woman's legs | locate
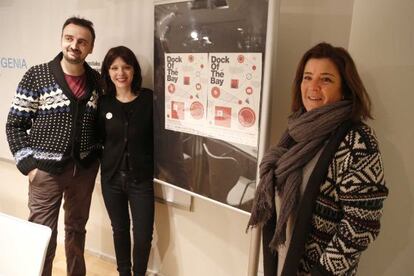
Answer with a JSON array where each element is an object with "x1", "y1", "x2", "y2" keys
[
  {"x1": 128, "y1": 179, "x2": 155, "y2": 276},
  {"x1": 102, "y1": 172, "x2": 132, "y2": 276}
]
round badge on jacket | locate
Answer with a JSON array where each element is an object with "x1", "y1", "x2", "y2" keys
[{"x1": 106, "y1": 112, "x2": 113, "y2": 119}]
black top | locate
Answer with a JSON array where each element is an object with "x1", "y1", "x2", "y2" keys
[
  {"x1": 118, "y1": 98, "x2": 138, "y2": 171},
  {"x1": 98, "y1": 88, "x2": 154, "y2": 183}
]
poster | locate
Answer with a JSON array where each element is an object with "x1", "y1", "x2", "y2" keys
[
  {"x1": 165, "y1": 52, "x2": 262, "y2": 147},
  {"x1": 164, "y1": 53, "x2": 209, "y2": 135}
]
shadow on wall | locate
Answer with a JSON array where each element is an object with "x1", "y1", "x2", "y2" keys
[
  {"x1": 0, "y1": 160, "x2": 28, "y2": 219},
  {"x1": 357, "y1": 72, "x2": 413, "y2": 275},
  {"x1": 357, "y1": 138, "x2": 412, "y2": 275},
  {"x1": 270, "y1": 4, "x2": 354, "y2": 145},
  {"x1": 150, "y1": 203, "x2": 179, "y2": 276},
  {"x1": 149, "y1": 199, "x2": 251, "y2": 276}
]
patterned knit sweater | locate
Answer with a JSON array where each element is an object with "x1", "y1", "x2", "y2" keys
[
  {"x1": 296, "y1": 123, "x2": 388, "y2": 275},
  {"x1": 6, "y1": 53, "x2": 101, "y2": 175}
]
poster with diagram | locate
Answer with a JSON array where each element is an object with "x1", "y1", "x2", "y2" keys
[
  {"x1": 207, "y1": 53, "x2": 262, "y2": 146},
  {"x1": 165, "y1": 52, "x2": 262, "y2": 147},
  {"x1": 165, "y1": 53, "x2": 209, "y2": 134}
]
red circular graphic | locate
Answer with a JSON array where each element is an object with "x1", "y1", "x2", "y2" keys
[
  {"x1": 211, "y1": 86, "x2": 220, "y2": 98},
  {"x1": 237, "y1": 55, "x2": 245, "y2": 63},
  {"x1": 188, "y1": 55, "x2": 194, "y2": 62},
  {"x1": 245, "y1": 86, "x2": 253, "y2": 95},
  {"x1": 196, "y1": 83, "x2": 202, "y2": 90},
  {"x1": 238, "y1": 107, "x2": 256, "y2": 127},
  {"x1": 252, "y1": 65, "x2": 257, "y2": 70},
  {"x1": 167, "y1": 83, "x2": 175, "y2": 93},
  {"x1": 190, "y1": 101, "x2": 204, "y2": 120}
]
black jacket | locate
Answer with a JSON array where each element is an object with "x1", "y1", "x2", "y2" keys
[{"x1": 98, "y1": 89, "x2": 154, "y2": 183}]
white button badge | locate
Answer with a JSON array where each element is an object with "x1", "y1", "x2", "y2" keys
[{"x1": 106, "y1": 112, "x2": 113, "y2": 119}]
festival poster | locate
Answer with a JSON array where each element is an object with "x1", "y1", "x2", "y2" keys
[
  {"x1": 164, "y1": 52, "x2": 262, "y2": 147},
  {"x1": 206, "y1": 53, "x2": 262, "y2": 146},
  {"x1": 165, "y1": 53, "x2": 209, "y2": 134}
]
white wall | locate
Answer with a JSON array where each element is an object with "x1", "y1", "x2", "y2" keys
[
  {"x1": 348, "y1": 0, "x2": 414, "y2": 275},
  {"x1": 1, "y1": 0, "x2": 413, "y2": 275},
  {"x1": 150, "y1": 198, "x2": 251, "y2": 275},
  {"x1": 269, "y1": 0, "x2": 355, "y2": 143}
]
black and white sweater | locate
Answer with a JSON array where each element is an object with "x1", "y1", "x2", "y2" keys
[
  {"x1": 6, "y1": 52, "x2": 101, "y2": 175},
  {"x1": 264, "y1": 122, "x2": 388, "y2": 276},
  {"x1": 301, "y1": 123, "x2": 388, "y2": 275}
]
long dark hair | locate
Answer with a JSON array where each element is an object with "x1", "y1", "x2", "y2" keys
[
  {"x1": 101, "y1": 46, "x2": 142, "y2": 96},
  {"x1": 291, "y1": 42, "x2": 372, "y2": 121}
]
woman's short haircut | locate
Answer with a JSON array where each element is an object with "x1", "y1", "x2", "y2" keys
[{"x1": 101, "y1": 46, "x2": 142, "y2": 96}]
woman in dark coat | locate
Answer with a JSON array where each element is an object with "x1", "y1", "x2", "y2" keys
[{"x1": 99, "y1": 46, "x2": 154, "y2": 276}]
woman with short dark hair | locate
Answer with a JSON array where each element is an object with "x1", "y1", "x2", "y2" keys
[{"x1": 99, "y1": 46, "x2": 154, "y2": 276}]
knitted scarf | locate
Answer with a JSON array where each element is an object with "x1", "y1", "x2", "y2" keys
[{"x1": 247, "y1": 100, "x2": 352, "y2": 249}]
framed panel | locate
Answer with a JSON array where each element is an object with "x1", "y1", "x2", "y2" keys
[{"x1": 154, "y1": 0, "x2": 270, "y2": 214}]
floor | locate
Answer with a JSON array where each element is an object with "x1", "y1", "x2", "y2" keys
[{"x1": 52, "y1": 244, "x2": 118, "y2": 276}]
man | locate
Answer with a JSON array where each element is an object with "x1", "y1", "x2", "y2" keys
[{"x1": 5, "y1": 17, "x2": 101, "y2": 276}]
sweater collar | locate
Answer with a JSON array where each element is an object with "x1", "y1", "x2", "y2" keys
[{"x1": 49, "y1": 52, "x2": 98, "y2": 101}]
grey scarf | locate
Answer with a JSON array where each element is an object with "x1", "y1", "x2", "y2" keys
[{"x1": 247, "y1": 100, "x2": 352, "y2": 249}]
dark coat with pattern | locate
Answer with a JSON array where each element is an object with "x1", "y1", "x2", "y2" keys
[{"x1": 263, "y1": 122, "x2": 388, "y2": 276}]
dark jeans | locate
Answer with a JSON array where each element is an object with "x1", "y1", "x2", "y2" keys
[
  {"x1": 102, "y1": 171, "x2": 154, "y2": 276},
  {"x1": 28, "y1": 161, "x2": 99, "y2": 276}
]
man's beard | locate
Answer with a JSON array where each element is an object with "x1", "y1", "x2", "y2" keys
[{"x1": 63, "y1": 49, "x2": 83, "y2": 64}]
